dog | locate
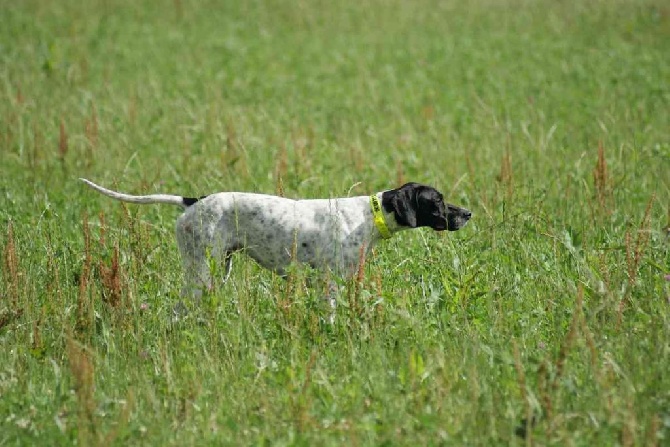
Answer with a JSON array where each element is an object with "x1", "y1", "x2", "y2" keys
[{"x1": 80, "y1": 179, "x2": 471, "y2": 301}]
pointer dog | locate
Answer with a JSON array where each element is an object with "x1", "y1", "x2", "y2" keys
[{"x1": 80, "y1": 179, "x2": 471, "y2": 298}]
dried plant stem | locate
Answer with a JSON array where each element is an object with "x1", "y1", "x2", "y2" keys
[
  {"x1": 3, "y1": 221, "x2": 19, "y2": 308},
  {"x1": 66, "y1": 336, "x2": 96, "y2": 445}
]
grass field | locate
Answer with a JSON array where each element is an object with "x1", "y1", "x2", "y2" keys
[{"x1": 1, "y1": 0, "x2": 669, "y2": 445}]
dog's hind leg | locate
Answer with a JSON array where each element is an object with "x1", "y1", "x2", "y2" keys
[
  {"x1": 324, "y1": 279, "x2": 341, "y2": 324},
  {"x1": 222, "y1": 253, "x2": 233, "y2": 283},
  {"x1": 179, "y1": 256, "x2": 212, "y2": 299},
  {"x1": 175, "y1": 219, "x2": 212, "y2": 300},
  {"x1": 172, "y1": 231, "x2": 212, "y2": 321}
]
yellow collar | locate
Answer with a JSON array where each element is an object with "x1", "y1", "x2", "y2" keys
[{"x1": 370, "y1": 195, "x2": 392, "y2": 239}]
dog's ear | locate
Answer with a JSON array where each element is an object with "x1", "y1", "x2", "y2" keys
[{"x1": 390, "y1": 185, "x2": 419, "y2": 228}]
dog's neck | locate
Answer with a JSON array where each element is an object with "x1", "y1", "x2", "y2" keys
[
  {"x1": 371, "y1": 192, "x2": 407, "y2": 236},
  {"x1": 370, "y1": 194, "x2": 392, "y2": 239}
]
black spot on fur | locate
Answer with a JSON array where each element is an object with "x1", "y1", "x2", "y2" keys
[{"x1": 182, "y1": 195, "x2": 208, "y2": 207}]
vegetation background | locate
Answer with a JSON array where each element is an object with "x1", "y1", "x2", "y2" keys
[{"x1": 1, "y1": 0, "x2": 669, "y2": 444}]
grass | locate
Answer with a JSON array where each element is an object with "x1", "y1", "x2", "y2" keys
[{"x1": 1, "y1": 0, "x2": 669, "y2": 444}]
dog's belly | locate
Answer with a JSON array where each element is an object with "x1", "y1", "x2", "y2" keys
[{"x1": 239, "y1": 225, "x2": 348, "y2": 274}]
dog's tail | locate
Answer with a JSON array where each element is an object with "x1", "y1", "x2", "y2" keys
[{"x1": 80, "y1": 178, "x2": 203, "y2": 208}]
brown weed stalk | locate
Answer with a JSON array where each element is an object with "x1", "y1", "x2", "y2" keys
[
  {"x1": 275, "y1": 144, "x2": 287, "y2": 197},
  {"x1": 1, "y1": 220, "x2": 24, "y2": 329},
  {"x1": 646, "y1": 414, "x2": 660, "y2": 447},
  {"x1": 32, "y1": 306, "x2": 44, "y2": 356},
  {"x1": 99, "y1": 243, "x2": 123, "y2": 309},
  {"x1": 225, "y1": 119, "x2": 237, "y2": 152},
  {"x1": 84, "y1": 103, "x2": 98, "y2": 149},
  {"x1": 125, "y1": 204, "x2": 142, "y2": 272},
  {"x1": 77, "y1": 214, "x2": 93, "y2": 337},
  {"x1": 624, "y1": 194, "x2": 654, "y2": 285},
  {"x1": 294, "y1": 350, "x2": 318, "y2": 433},
  {"x1": 221, "y1": 119, "x2": 249, "y2": 177},
  {"x1": 597, "y1": 251, "x2": 612, "y2": 302},
  {"x1": 95, "y1": 213, "x2": 128, "y2": 312},
  {"x1": 120, "y1": 202, "x2": 147, "y2": 274},
  {"x1": 15, "y1": 84, "x2": 24, "y2": 104},
  {"x1": 3, "y1": 112, "x2": 16, "y2": 149},
  {"x1": 127, "y1": 93, "x2": 137, "y2": 126},
  {"x1": 620, "y1": 401, "x2": 637, "y2": 447},
  {"x1": 497, "y1": 150, "x2": 514, "y2": 199},
  {"x1": 66, "y1": 336, "x2": 96, "y2": 445},
  {"x1": 58, "y1": 119, "x2": 68, "y2": 161},
  {"x1": 593, "y1": 141, "x2": 611, "y2": 214},
  {"x1": 422, "y1": 104, "x2": 435, "y2": 121},
  {"x1": 3, "y1": 221, "x2": 19, "y2": 308},
  {"x1": 31, "y1": 121, "x2": 42, "y2": 169},
  {"x1": 98, "y1": 211, "x2": 106, "y2": 247},
  {"x1": 372, "y1": 270, "x2": 384, "y2": 330},
  {"x1": 279, "y1": 230, "x2": 301, "y2": 321},
  {"x1": 349, "y1": 143, "x2": 364, "y2": 172},
  {"x1": 173, "y1": 0, "x2": 183, "y2": 20},
  {"x1": 396, "y1": 159, "x2": 405, "y2": 186},
  {"x1": 292, "y1": 127, "x2": 312, "y2": 176},
  {"x1": 83, "y1": 103, "x2": 98, "y2": 167},
  {"x1": 45, "y1": 232, "x2": 65, "y2": 322},
  {"x1": 0, "y1": 309, "x2": 23, "y2": 332}
]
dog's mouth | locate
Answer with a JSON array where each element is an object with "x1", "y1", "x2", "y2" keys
[
  {"x1": 447, "y1": 210, "x2": 472, "y2": 231},
  {"x1": 447, "y1": 221, "x2": 466, "y2": 231}
]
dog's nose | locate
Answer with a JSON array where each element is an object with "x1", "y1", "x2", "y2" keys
[{"x1": 464, "y1": 210, "x2": 472, "y2": 220}]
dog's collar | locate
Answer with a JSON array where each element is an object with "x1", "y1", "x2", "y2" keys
[{"x1": 370, "y1": 195, "x2": 392, "y2": 239}]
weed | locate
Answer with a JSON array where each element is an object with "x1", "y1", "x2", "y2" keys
[
  {"x1": 593, "y1": 140, "x2": 611, "y2": 215},
  {"x1": 3, "y1": 221, "x2": 20, "y2": 308}
]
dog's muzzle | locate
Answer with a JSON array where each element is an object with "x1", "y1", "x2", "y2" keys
[{"x1": 447, "y1": 208, "x2": 472, "y2": 231}]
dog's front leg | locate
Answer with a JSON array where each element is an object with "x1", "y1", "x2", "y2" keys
[{"x1": 323, "y1": 279, "x2": 339, "y2": 324}]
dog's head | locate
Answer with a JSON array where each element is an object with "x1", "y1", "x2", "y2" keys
[{"x1": 381, "y1": 182, "x2": 471, "y2": 231}]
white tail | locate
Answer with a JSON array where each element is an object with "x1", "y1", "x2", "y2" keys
[{"x1": 79, "y1": 178, "x2": 186, "y2": 207}]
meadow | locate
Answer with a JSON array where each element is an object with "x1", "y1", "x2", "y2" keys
[{"x1": 1, "y1": 0, "x2": 669, "y2": 444}]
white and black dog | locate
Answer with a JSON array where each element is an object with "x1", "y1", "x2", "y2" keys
[{"x1": 81, "y1": 179, "x2": 471, "y2": 299}]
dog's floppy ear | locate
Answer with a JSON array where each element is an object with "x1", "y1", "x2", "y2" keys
[{"x1": 389, "y1": 184, "x2": 419, "y2": 228}]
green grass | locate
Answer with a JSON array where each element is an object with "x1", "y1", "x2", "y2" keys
[{"x1": 1, "y1": 0, "x2": 669, "y2": 444}]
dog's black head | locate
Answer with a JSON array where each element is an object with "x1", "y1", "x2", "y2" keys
[{"x1": 381, "y1": 182, "x2": 471, "y2": 231}]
